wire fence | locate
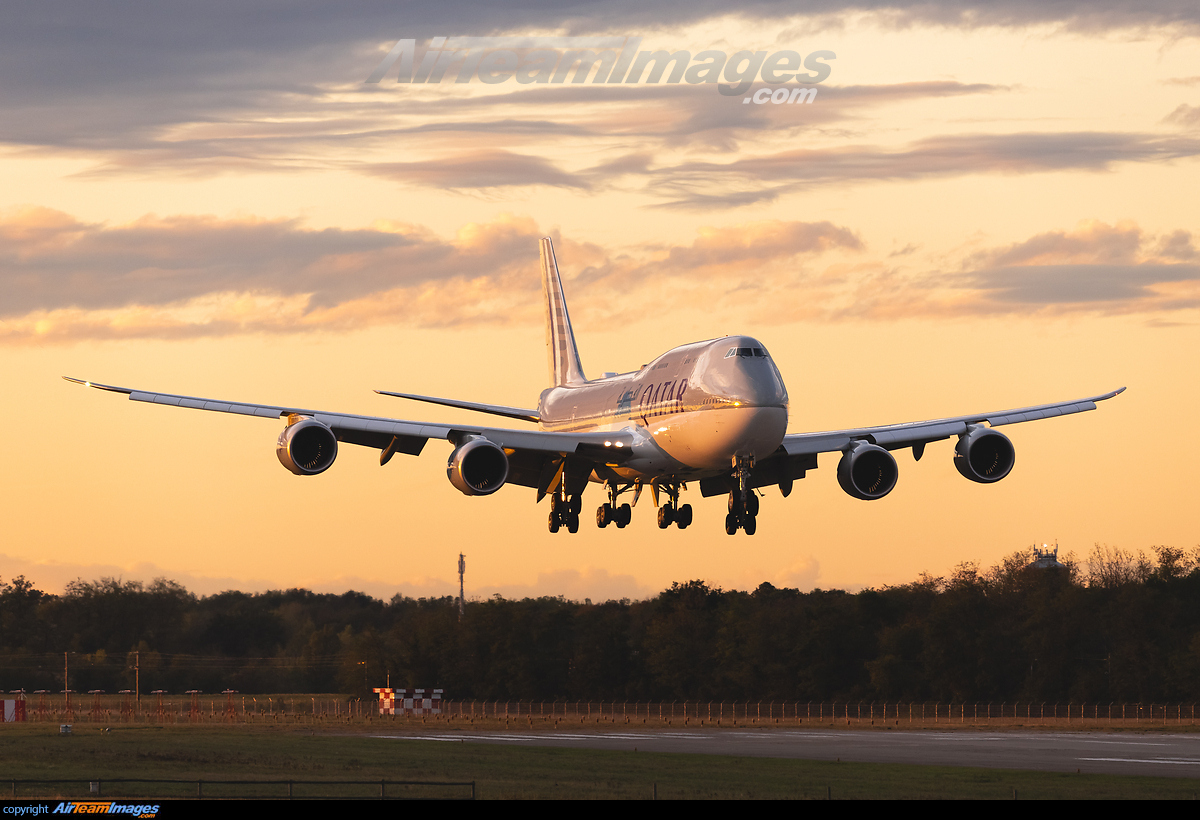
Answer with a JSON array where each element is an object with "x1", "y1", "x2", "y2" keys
[{"x1": 6, "y1": 694, "x2": 1200, "y2": 727}]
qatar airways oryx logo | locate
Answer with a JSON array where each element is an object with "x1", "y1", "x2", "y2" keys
[{"x1": 366, "y1": 36, "x2": 834, "y2": 101}]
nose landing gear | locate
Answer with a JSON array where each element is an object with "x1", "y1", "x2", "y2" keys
[{"x1": 725, "y1": 455, "x2": 759, "y2": 535}]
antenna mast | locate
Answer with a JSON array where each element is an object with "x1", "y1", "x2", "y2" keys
[{"x1": 458, "y1": 553, "x2": 466, "y2": 622}]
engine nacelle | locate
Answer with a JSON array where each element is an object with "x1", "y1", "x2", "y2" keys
[
  {"x1": 447, "y1": 436, "x2": 509, "y2": 496},
  {"x1": 276, "y1": 417, "x2": 338, "y2": 476},
  {"x1": 954, "y1": 424, "x2": 1015, "y2": 483},
  {"x1": 837, "y1": 441, "x2": 898, "y2": 500}
]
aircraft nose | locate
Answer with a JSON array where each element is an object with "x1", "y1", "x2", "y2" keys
[{"x1": 726, "y1": 359, "x2": 788, "y2": 408}]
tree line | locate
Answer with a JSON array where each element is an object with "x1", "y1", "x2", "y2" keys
[{"x1": 2, "y1": 544, "x2": 1199, "y2": 703}]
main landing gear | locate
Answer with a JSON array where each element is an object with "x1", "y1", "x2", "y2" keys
[
  {"x1": 596, "y1": 481, "x2": 631, "y2": 529},
  {"x1": 548, "y1": 492, "x2": 581, "y2": 533},
  {"x1": 725, "y1": 455, "x2": 759, "y2": 536},
  {"x1": 594, "y1": 480, "x2": 692, "y2": 530},
  {"x1": 654, "y1": 482, "x2": 692, "y2": 530}
]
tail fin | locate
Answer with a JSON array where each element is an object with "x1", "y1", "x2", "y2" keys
[{"x1": 540, "y1": 237, "x2": 587, "y2": 387}]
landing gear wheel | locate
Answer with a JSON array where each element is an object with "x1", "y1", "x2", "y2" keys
[
  {"x1": 743, "y1": 514, "x2": 757, "y2": 536},
  {"x1": 746, "y1": 493, "x2": 759, "y2": 516},
  {"x1": 675, "y1": 504, "x2": 692, "y2": 529},
  {"x1": 548, "y1": 512, "x2": 560, "y2": 533},
  {"x1": 725, "y1": 513, "x2": 738, "y2": 535},
  {"x1": 657, "y1": 505, "x2": 675, "y2": 529},
  {"x1": 596, "y1": 504, "x2": 611, "y2": 528},
  {"x1": 616, "y1": 503, "x2": 632, "y2": 528},
  {"x1": 567, "y1": 511, "x2": 580, "y2": 533}
]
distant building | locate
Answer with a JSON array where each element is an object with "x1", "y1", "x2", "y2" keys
[{"x1": 1027, "y1": 542, "x2": 1067, "y2": 571}]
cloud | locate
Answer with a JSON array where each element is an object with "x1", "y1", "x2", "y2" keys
[
  {"x1": 649, "y1": 132, "x2": 1200, "y2": 208},
  {"x1": 0, "y1": 207, "x2": 427, "y2": 315},
  {"x1": 721, "y1": 556, "x2": 822, "y2": 593},
  {"x1": 5, "y1": 209, "x2": 1197, "y2": 342},
  {"x1": 974, "y1": 220, "x2": 1146, "y2": 267},
  {"x1": 1164, "y1": 104, "x2": 1200, "y2": 128},
  {"x1": 367, "y1": 149, "x2": 592, "y2": 190},
  {"x1": 969, "y1": 263, "x2": 1200, "y2": 304},
  {"x1": 0, "y1": 551, "x2": 650, "y2": 602},
  {"x1": 4, "y1": 79, "x2": 1007, "y2": 189},
  {"x1": 0, "y1": 209, "x2": 861, "y2": 342},
  {"x1": 1, "y1": 4, "x2": 1196, "y2": 182},
  {"x1": 474, "y1": 567, "x2": 654, "y2": 603},
  {"x1": 958, "y1": 221, "x2": 1200, "y2": 313}
]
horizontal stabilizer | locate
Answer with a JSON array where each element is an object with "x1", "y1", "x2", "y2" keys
[{"x1": 375, "y1": 390, "x2": 540, "y2": 423}]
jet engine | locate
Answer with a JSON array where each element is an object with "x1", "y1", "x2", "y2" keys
[
  {"x1": 276, "y1": 417, "x2": 338, "y2": 476},
  {"x1": 447, "y1": 436, "x2": 509, "y2": 496},
  {"x1": 837, "y1": 441, "x2": 898, "y2": 500},
  {"x1": 954, "y1": 424, "x2": 1014, "y2": 483}
]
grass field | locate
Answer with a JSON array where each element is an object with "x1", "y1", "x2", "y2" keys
[{"x1": 2, "y1": 723, "x2": 1199, "y2": 799}]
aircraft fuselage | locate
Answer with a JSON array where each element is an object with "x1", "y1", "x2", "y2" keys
[{"x1": 538, "y1": 335, "x2": 789, "y2": 481}]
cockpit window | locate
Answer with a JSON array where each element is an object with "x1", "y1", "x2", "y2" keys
[{"x1": 726, "y1": 347, "x2": 768, "y2": 359}]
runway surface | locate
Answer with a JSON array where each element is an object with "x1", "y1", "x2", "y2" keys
[{"x1": 374, "y1": 728, "x2": 1200, "y2": 779}]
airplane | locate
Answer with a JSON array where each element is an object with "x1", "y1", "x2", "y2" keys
[{"x1": 66, "y1": 237, "x2": 1124, "y2": 536}]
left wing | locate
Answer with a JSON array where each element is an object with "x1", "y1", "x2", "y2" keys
[
  {"x1": 780, "y1": 387, "x2": 1125, "y2": 458},
  {"x1": 700, "y1": 387, "x2": 1125, "y2": 497},
  {"x1": 63, "y1": 378, "x2": 635, "y2": 493}
]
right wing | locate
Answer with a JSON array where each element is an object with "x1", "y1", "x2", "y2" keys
[{"x1": 63, "y1": 378, "x2": 635, "y2": 492}]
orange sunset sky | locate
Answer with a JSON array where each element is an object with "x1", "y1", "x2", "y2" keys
[{"x1": 2, "y1": 4, "x2": 1198, "y2": 601}]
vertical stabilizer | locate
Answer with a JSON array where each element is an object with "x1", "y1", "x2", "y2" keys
[{"x1": 540, "y1": 237, "x2": 587, "y2": 387}]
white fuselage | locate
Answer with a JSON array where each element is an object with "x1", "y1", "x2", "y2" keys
[{"x1": 537, "y1": 336, "x2": 789, "y2": 481}]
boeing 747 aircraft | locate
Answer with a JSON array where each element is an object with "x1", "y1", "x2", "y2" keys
[{"x1": 66, "y1": 237, "x2": 1123, "y2": 535}]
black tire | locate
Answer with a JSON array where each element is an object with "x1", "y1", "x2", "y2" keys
[
  {"x1": 657, "y1": 505, "x2": 674, "y2": 529},
  {"x1": 618, "y1": 503, "x2": 632, "y2": 527},
  {"x1": 596, "y1": 504, "x2": 610, "y2": 528},
  {"x1": 725, "y1": 513, "x2": 738, "y2": 535},
  {"x1": 567, "y1": 512, "x2": 579, "y2": 533},
  {"x1": 743, "y1": 514, "x2": 757, "y2": 535},
  {"x1": 548, "y1": 512, "x2": 560, "y2": 533},
  {"x1": 676, "y1": 504, "x2": 693, "y2": 529},
  {"x1": 746, "y1": 493, "x2": 760, "y2": 516}
]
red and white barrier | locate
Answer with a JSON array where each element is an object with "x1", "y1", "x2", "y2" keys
[{"x1": 2, "y1": 699, "x2": 26, "y2": 722}]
